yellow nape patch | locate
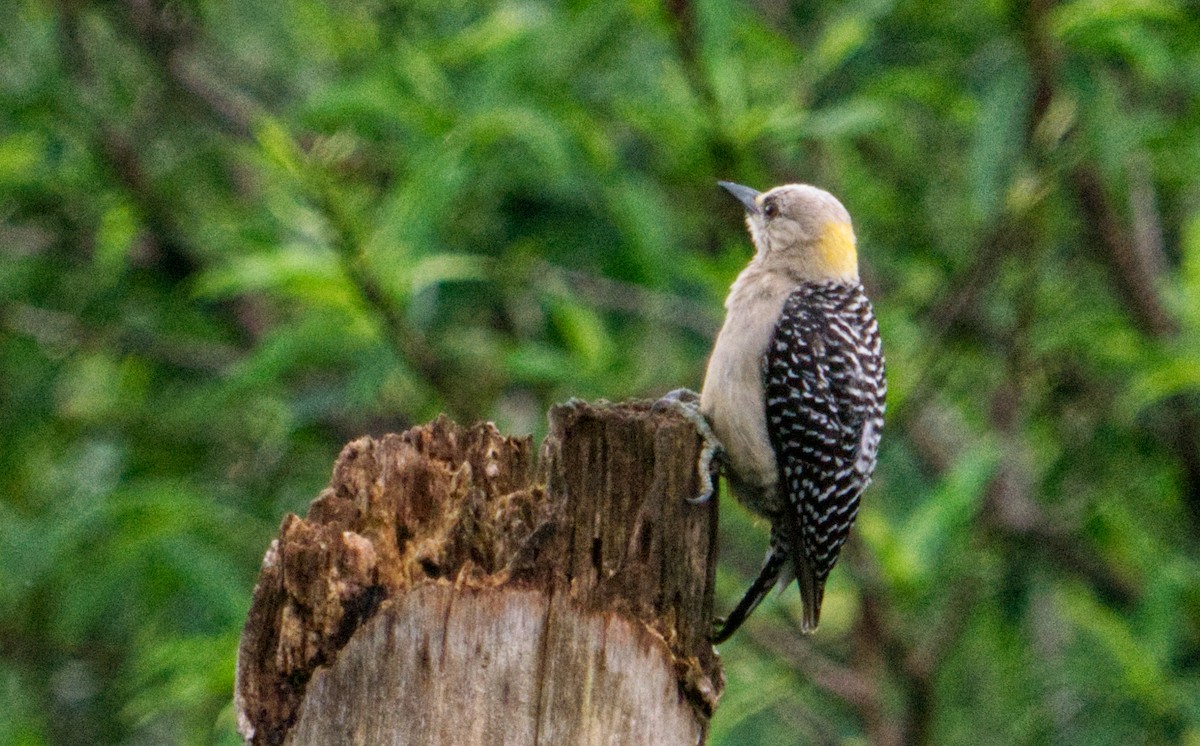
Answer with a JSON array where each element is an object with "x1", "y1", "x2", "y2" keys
[{"x1": 815, "y1": 221, "x2": 858, "y2": 278}]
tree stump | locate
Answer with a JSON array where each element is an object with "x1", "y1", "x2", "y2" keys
[{"x1": 234, "y1": 400, "x2": 724, "y2": 745}]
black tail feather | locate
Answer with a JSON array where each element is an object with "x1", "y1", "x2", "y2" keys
[{"x1": 712, "y1": 544, "x2": 788, "y2": 643}]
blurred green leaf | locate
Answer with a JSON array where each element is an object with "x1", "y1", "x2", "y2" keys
[{"x1": 1059, "y1": 583, "x2": 1181, "y2": 718}]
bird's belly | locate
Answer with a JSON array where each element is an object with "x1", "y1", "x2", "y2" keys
[{"x1": 700, "y1": 296, "x2": 789, "y2": 517}]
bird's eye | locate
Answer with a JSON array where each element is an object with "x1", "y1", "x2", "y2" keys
[{"x1": 763, "y1": 200, "x2": 778, "y2": 219}]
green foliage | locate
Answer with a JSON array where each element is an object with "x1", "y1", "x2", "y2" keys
[{"x1": 3, "y1": 0, "x2": 1200, "y2": 743}]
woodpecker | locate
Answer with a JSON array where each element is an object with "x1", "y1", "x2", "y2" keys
[{"x1": 665, "y1": 181, "x2": 885, "y2": 642}]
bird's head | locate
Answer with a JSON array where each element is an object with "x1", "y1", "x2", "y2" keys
[{"x1": 718, "y1": 181, "x2": 858, "y2": 283}]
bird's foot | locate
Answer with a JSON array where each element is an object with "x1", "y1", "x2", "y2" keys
[{"x1": 653, "y1": 388, "x2": 725, "y2": 504}]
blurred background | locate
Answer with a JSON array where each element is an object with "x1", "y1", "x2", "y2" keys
[{"x1": 3, "y1": 0, "x2": 1200, "y2": 743}]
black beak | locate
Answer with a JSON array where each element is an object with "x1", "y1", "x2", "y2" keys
[{"x1": 718, "y1": 181, "x2": 761, "y2": 215}]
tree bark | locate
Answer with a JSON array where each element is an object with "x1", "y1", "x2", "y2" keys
[{"x1": 235, "y1": 400, "x2": 724, "y2": 745}]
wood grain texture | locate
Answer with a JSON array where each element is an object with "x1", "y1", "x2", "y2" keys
[
  {"x1": 289, "y1": 587, "x2": 702, "y2": 745},
  {"x1": 235, "y1": 401, "x2": 723, "y2": 745}
]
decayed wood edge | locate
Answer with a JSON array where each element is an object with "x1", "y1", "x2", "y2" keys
[{"x1": 234, "y1": 400, "x2": 723, "y2": 745}]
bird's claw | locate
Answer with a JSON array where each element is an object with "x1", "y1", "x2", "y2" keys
[
  {"x1": 652, "y1": 387, "x2": 700, "y2": 410},
  {"x1": 653, "y1": 388, "x2": 725, "y2": 504}
]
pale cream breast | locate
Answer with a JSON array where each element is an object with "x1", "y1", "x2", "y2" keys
[{"x1": 699, "y1": 264, "x2": 796, "y2": 516}]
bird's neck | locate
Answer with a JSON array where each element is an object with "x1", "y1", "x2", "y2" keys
[
  {"x1": 750, "y1": 221, "x2": 860, "y2": 285},
  {"x1": 813, "y1": 221, "x2": 859, "y2": 282}
]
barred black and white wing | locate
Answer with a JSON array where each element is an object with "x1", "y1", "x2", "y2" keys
[{"x1": 763, "y1": 282, "x2": 886, "y2": 632}]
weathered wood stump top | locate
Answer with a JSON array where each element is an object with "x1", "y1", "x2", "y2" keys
[{"x1": 235, "y1": 400, "x2": 724, "y2": 745}]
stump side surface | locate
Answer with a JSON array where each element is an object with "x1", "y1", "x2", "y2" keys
[{"x1": 287, "y1": 586, "x2": 704, "y2": 746}]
